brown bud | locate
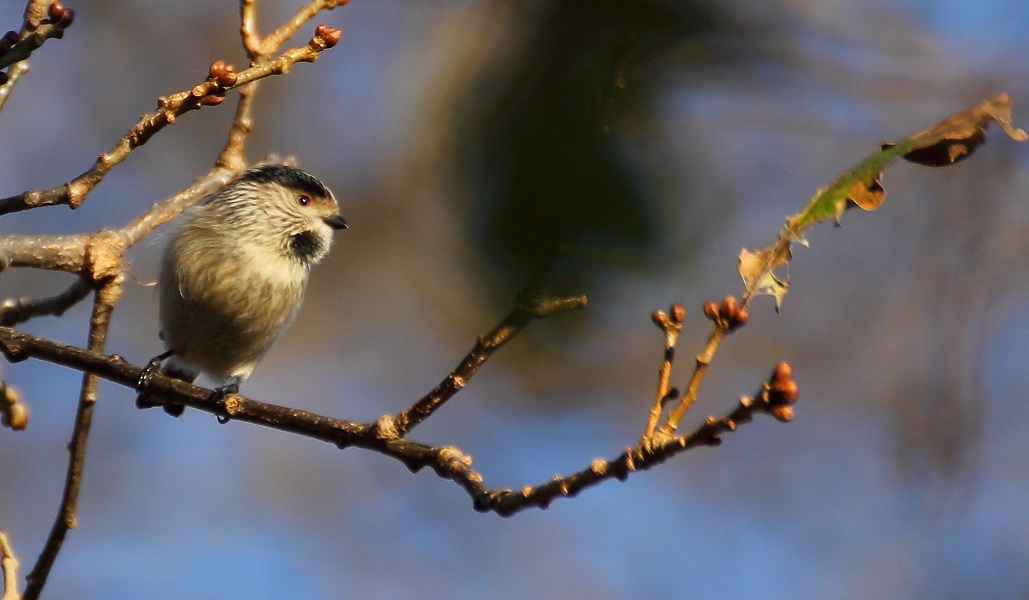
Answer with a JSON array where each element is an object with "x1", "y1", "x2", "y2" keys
[
  {"x1": 314, "y1": 24, "x2": 342, "y2": 48},
  {"x1": 651, "y1": 309, "x2": 668, "y2": 328},
  {"x1": 670, "y1": 303, "x2": 685, "y2": 324},
  {"x1": 728, "y1": 307, "x2": 748, "y2": 331},
  {"x1": 208, "y1": 60, "x2": 236, "y2": 86},
  {"x1": 47, "y1": 1, "x2": 64, "y2": 22},
  {"x1": 702, "y1": 301, "x2": 719, "y2": 321},
  {"x1": 775, "y1": 380, "x2": 799, "y2": 405},
  {"x1": 200, "y1": 93, "x2": 226, "y2": 106},
  {"x1": 719, "y1": 295, "x2": 739, "y2": 319},
  {"x1": 772, "y1": 361, "x2": 792, "y2": 382},
  {"x1": 218, "y1": 71, "x2": 237, "y2": 88},
  {"x1": 770, "y1": 405, "x2": 794, "y2": 423},
  {"x1": 56, "y1": 7, "x2": 74, "y2": 28}
]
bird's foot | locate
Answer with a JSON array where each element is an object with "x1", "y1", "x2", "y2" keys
[{"x1": 135, "y1": 350, "x2": 173, "y2": 409}]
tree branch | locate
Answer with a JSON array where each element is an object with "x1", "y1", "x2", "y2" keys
[
  {"x1": 390, "y1": 290, "x2": 587, "y2": 437},
  {"x1": 0, "y1": 279, "x2": 91, "y2": 327},
  {"x1": 0, "y1": 319, "x2": 793, "y2": 517},
  {"x1": 0, "y1": 25, "x2": 341, "y2": 216},
  {"x1": 246, "y1": 0, "x2": 349, "y2": 59},
  {"x1": 22, "y1": 278, "x2": 122, "y2": 600},
  {"x1": 0, "y1": 7, "x2": 73, "y2": 72}
]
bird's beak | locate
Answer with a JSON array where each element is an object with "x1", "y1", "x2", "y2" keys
[{"x1": 324, "y1": 215, "x2": 348, "y2": 230}]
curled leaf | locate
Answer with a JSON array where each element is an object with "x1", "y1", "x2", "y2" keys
[
  {"x1": 740, "y1": 93, "x2": 1026, "y2": 310},
  {"x1": 887, "y1": 93, "x2": 1027, "y2": 167},
  {"x1": 788, "y1": 93, "x2": 1026, "y2": 233},
  {"x1": 739, "y1": 245, "x2": 790, "y2": 309}
]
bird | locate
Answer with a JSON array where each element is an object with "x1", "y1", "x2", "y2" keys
[{"x1": 137, "y1": 164, "x2": 347, "y2": 416}]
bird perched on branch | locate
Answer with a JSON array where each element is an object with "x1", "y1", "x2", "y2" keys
[{"x1": 137, "y1": 164, "x2": 347, "y2": 416}]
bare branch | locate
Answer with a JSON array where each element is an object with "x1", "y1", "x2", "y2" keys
[
  {"x1": 0, "y1": 28, "x2": 341, "y2": 216},
  {"x1": 239, "y1": 0, "x2": 262, "y2": 57},
  {"x1": 23, "y1": 278, "x2": 123, "y2": 600},
  {"x1": 0, "y1": 278, "x2": 91, "y2": 327},
  {"x1": 120, "y1": 167, "x2": 236, "y2": 247},
  {"x1": 249, "y1": 0, "x2": 349, "y2": 59},
  {"x1": 0, "y1": 325, "x2": 372, "y2": 441},
  {"x1": 462, "y1": 386, "x2": 785, "y2": 516},
  {"x1": 656, "y1": 297, "x2": 748, "y2": 440},
  {"x1": 215, "y1": 84, "x2": 257, "y2": 171},
  {"x1": 0, "y1": 229, "x2": 126, "y2": 283},
  {"x1": 0, "y1": 324, "x2": 793, "y2": 517},
  {"x1": 0, "y1": 9, "x2": 73, "y2": 72},
  {"x1": 390, "y1": 290, "x2": 587, "y2": 437},
  {"x1": 643, "y1": 304, "x2": 685, "y2": 439}
]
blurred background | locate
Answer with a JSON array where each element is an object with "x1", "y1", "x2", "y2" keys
[{"x1": 2, "y1": 0, "x2": 1029, "y2": 598}]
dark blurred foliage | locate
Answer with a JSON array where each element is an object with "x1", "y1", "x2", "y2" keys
[{"x1": 453, "y1": 0, "x2": 746, "y2": 279}]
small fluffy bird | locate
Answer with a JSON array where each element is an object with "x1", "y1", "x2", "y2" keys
[{"x1": 138, "y1": 164, "x2": 347, "y2": 414}]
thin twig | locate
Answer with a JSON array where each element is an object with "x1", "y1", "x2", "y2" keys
[
  {"x1": 389, "y1": 291, "x2": 587, "y2": 437},
  {"x1": 642, "y1": 305, "x2": 684, "y2": 440},
  {"x1": 120, "y1": 167, "x2": 236, "y2": 247},
  {"x1": 0, "y1": 278, "x2": 92, "y2": 327},
  {"x1": 254, "y1": 0, "x2": 349, "y2": 59},
  {"x1": 0, "y1": 28, "x2": 341, "y2": 216},
  {"x1": 0, "y1": 62, "x2": 29, "y2": 113},
  {"x1": 23, "y1": 278, "x2": 123, "y2": 600},
  {"x1": 239, "y1": 0, "x2": 262, "y2": 58},
  {"x1": 0, "y1": 168, "x2": 233, "y2": 277},
  {"x1": 0, "y1": 530, "x2": 20, "y2": 600},
  {"x1": 470, "y1": 390, "x2": 785, "y2": 515},
  {"x1": 656, "y1": 297, "x2": 748, "y2": 439},
  {"x1": 0, "y1": 3, "x2": 73, "y2": 72},
  {"x1": 214, "y1": 83, "x2": 256, "y2": 171},
  {"x1": 659, "y1": 326, "x2": 725, "y2": 438},
  {"x1": 0, "y1": 19, "x2": 71, "y2": 72}
]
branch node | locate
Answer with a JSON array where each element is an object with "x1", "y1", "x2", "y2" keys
[
  {"x1": 437, "y1": 446, "x2": 472, "y2": 469},
  {"x1": 84, "y1": 232, "x2": 126, "y2": 283},
  {"x1": 373, "y1": 413, "x2": 399, "y2": 440},
  {"x1": 221, "y1": 393, "x2": 244, "y2": 419}
]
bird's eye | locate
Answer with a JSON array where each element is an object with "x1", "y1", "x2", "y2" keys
[{"x1": 298, "y1": 193, "x2": 311, "y2": 206}]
